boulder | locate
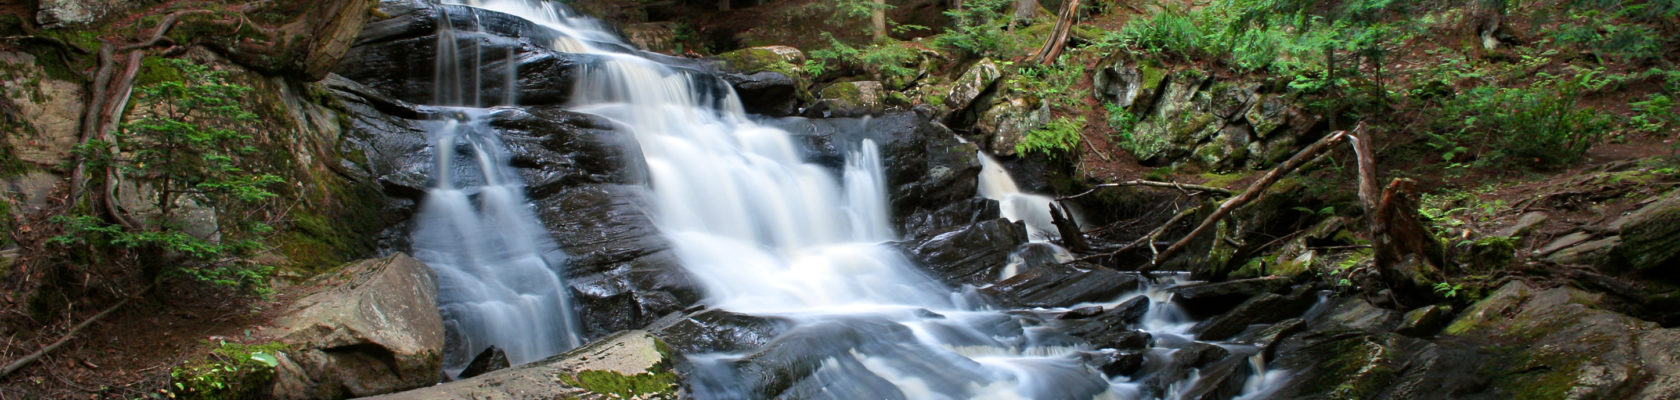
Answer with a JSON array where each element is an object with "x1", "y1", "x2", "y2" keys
[
  {"x1": 902, "y1": 218, "x2": 1028, "y2": 286},
  {"x1": 1179, "y1": 356, "x2": 1256, "y2": 400},
  {"x1": 1084, "y1": 350, "x2": 1146, "y2": 377},
  {"x1": 981, "y1": 263, "x2": 1139, "y2": 308},
  {"x1": 368, "y1": 330, "x2": 682, "y2": 399},
  {"x1": 974, "y1": 95, "x2": 1050, "y2": 157},
  {"x1": 1612, "y1": 192, "x2": 1680, "y2": 272},
  {"x1": 900, "y1": 198, "x2": 1001, "y2": 239},
  {"x1": 1396, "y1": 304, "x2": 1454, "y2": 337},
  {"x1": 807, "y1": 81, "x2": 888, "y2": 118},
  {"x1": 1057, "y1": 296, "x2": 1152, "y2": 345},
  {"x1": 945, "y1": 58, "x2": 1002, "y2": 119},
  {"x1": 266, "y1": 254, "x2": 445, "y2": 399},
  {"x1": 1166, "y1": 276, "x2": 1293, "y2": 318}
]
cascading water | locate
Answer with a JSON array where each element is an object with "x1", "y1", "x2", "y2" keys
[
  {"x1": 977, "y1": 153, "x2": 1071, "y2": 241},
  {"x1": 410, "y1": 7, "x2": 581, "y2": 375},
  {"x1": 425, "y1": 0, "x2": 1291, "y2": 398}
]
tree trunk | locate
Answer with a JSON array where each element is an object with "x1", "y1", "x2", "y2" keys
[
  {"x1": 871, "y1": 0, "x2": 887, "y2": 41},
  {"x1": 1029, "y1": 0, "x2": 1081, "y2": 65}
]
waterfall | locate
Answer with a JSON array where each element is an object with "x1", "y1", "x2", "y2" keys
[
  {"x1": 421, "y1": 0, "x2": 1288, "y2": 398},
  {"x1": 409, "y1": 5, "x2": 582, "y2": 375},
  {"x1": 977, "y1": 152, "x2": 1078, "y2": 241}
]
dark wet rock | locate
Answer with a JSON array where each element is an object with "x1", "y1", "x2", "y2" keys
[
  {"x1": 699, "y1": 318, "x2": 918, "y2": 398},
  {"x1": 1179, "y1": 356, "x2": 1256, "y2": 400},
  {"x1": 266, "y1": 254, "x2": 444, "y2": 399},
  {"x1": 486, "y1": 106, "x2": 646, "y2": 196},
  {"x1": 900, "y1": 198, "x2": 1001, "y2": 240},
  {"x1": 901, "y1": 218, "x2": 1027, "y2": 286},
  {"x1": 369, "y1": 331, "x2": 680, "y2": 399},
  {"x1": 1396, "y1": 304, "x2": 1454, "y2": 337},
  {"x1": 1266, "y1": 329, "x2": 1491, "y2": 400},
  {"x1": 338, "y1": 1, "x2": 600, "y2": 106},
  {"x1": 982, "y1": 263, "x2": 1138, "y2": 308},
  {"x1": 1234, "y1": 318, "x2": 1306, "y2": 360},
  {"x1": 1007, "y1": 242, "x2": 1069, "y2": 275},
  {"x1": 1110, "y1": 296, "x2": 1152, "y2": 325},
  {"x1": 536, "y1": 184, "x2": 701, "y2": 339},
  {"x1": 1144, "y1": 342, "x2": 1239, "y2": 396},
  {"x1": 1058, "y1": 296, "x2": 1151, "y2": 346},
  {"x1": 1085, "y1": 350, "x2": 1146, "y2": 377},
  {"x1": 1059, "y1": 305, "x2": 1104, "y2": 320},
  {"x1": 324, "y1": 76, "x2": 433, "y2": 200},
  {"x1": 1167, "y1": 276, "x2": 1293, "y2": 318},
  {"x1": 649, "y1": 308, "x2": 791, "y2": 354},
  {"x1": 459, "y1": 346, "x2": 510, "y2": 379},
  {"x1": 1318, "y1": 297, "x2": 1402, "y2": 333},
  {"x1": 1191, "y1": 287, "x2": 1318, "y2": 341},
  {"x1": 712, "y1": 46, "x2": 807, "y2": 116}
]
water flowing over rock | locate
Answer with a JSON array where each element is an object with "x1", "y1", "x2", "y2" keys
[{"x1": 265, "y1": 254, "x2": 444, "y2": 399}]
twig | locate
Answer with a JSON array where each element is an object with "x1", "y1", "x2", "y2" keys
[
  {"x1": 1146, "y1": 124, "x2": 1363, "y2": 270},
  {"x1": 1059, "y1": 180, "x2": 1237, "y2": 201},
  {"x1": 1070, "y1": 203, "x2": 1205, "y2": 264},
  {"x1": 0, "y1": 291, "x2": 143, "y2": 379}
]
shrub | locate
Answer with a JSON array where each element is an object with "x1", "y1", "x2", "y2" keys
[
  {"x1": 171, "y1": 341, "x2": 287, "y2": 400},
  {"x1": 1431, "y1": 74, "x2": 1613, "y2": 168}
]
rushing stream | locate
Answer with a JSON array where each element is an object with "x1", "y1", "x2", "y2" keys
[{"x1": 409, "y1": 0, "x2": 1289, "y2": 397}]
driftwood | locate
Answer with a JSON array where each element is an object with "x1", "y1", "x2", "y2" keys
[
  {"x1": 1144, "y1": 124, "x2": 1363, "y2": 270},
  {"x1": 1070, "y1": 202, "x2": 1204, "y2": 264},
  {"x1": 1050, "y1": 201, "x2": 1089, "y2": 252},
  {"x1": 1060, "y1": 180, "x2": 1236, "y2": 201}
]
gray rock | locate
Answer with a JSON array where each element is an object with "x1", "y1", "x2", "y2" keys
[
  {"x1": 266, "y1": 254, "x2": 445, "y2": 399},
  {"x1": 1396, "y1": 304, "x2": 1454, "y2": 337},
  {"x1": 1536, "y1": 231, "x2": 1596, "y2": 256},
  {"x1": 1495, "y1": 211, "x2": 1549, "y2": 238},
  {"x1": 0, "y1": 52, "x2": 84, "y2": 168},
  {"x1": 1548, "y1": 236, "x2": 1621, "y2": 265},
  {"x1": 946, "y1": 58, "x2": 1002, "y2": 117},
  {"x1": 974, "y1": 95, "x2": 1050, "y2": 157},
  {"x1": 36, "y1": 0, "x2": 133, "y2": 27},
  {"x1": 649, "y1": 308, "x2": 791, "y2": 354},
  {"x1": 1612, "y1": 192, "x2": 1680, "y2": 271},
  {"x1": 368, "y1": 330, "x2": 681, "y2": 399},
  {"x1": 902, "y1": 218, "x2": 1028, "y2": 286},
  {"x1": 459, "y1": 346, "x2": 509, "y2": 379}
]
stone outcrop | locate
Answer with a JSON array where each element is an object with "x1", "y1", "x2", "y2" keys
[
  {"x1": 368, "y1": 330, "x2": 682, "y2": 399},
  {"x1": 713, "y1": 46, "x2": 807, "y2": 116},
  {"x1": 806, "y1": 81, "x2": 888, "y2": 118},
  {"x1": 265, "y1": 254, "x2": 445, "y2": 399}
]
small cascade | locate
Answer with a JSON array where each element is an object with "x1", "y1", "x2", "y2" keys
[
  {"x1": 977, "y1": 152, "x2": 1077, "y2": 241},
  {"x1": 409, "y1": 5, "x2": 581, "y2": 375},
  {"x1": 415, "y1": 0, "x2": 1295, "y2": 398}
]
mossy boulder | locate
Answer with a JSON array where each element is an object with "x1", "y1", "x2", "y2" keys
[
  {"x1": 974, "y1": 92, "x2": 1050, "y2": 157},
  {"x1": 808, "y1": 81, "x2": 887, "y2": 118},
  {"x1": 946, "y1": 58, "x2": 1002, "y2": 117},
  {"x1": 1442, "y1": 281, "x2": 1680, "y2": 398},
  {"x1": 368, "y1": 331, "x2": 682, "y2": 400}
]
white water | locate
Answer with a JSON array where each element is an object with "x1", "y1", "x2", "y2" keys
[
  {"x1": 977, "y1": 153, "x2": 1076, "y2": 241},
  {"x1": 425, "y1": 0, "x2": 1288, "y2": 398},
  {"x1": 410, "y1": 6, "x2": 582, "y2": 375}
]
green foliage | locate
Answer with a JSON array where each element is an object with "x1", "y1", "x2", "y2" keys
[
  {"x1": 52, "y1": 57, "x2": 281, "y2": 294},
  {"x1": 170, "y1": 341, "x2": 287, "y2": 400},
  {"x1": 1004, "y1": 58, "x2": 1085, "y2": 109},
  {"x1": 807, "y1": 34, "x2": 922, "y2": 84},
  {"x1": 1631, "y1": 93, "x2": 1678, "y2": 135},
  {"x1": 931, "y1": 0, "x2": 1011, "y2": 58},
  {"x1": 1428, "y1": 73, "x2": 1613, "y2": 168},
  {"x1": 1105, "y1": 102, "x2": 1139, "y2": 143},
  {"x1": 559, "y1": 370, "x2": 679, "y2": 399},
  {"x1": 1017, "y1": 116, "x2": 1084, "y2": 159}
]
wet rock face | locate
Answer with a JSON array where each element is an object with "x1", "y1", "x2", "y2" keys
[
  {"x1": 649, "y1": 308, "x2": 791, "y2": 354},
  {"x1": 807, "y1": 81, "x2": 888, "y2": 118},
  {"x1": 266, "y1": 254, "x2": 445, "y2": 400},
  {"x1": 713, "y1": 46, "x2": 807, "y2": 116},
  {"x1": 1167, "y1": 276, "x2": 1294, "y2": 318},
  {"x1": 1612, "y1": 192, "x2": 1680, "y2": 273},
  {"x1": 900, "y1": 218, "x2": 1028, "y2": 286},
  {"x1": 338, "y1": 1, "x2": 598, "y2": 106},
  {"x1": 982, "y1": 263, "x2": 1139, "y2": 308}
]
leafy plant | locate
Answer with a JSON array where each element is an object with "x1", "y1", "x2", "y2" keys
[
  {"x1": 932, "y1": 0, "x2": 1012, "y2": 58},
  {"x1": 170, "y1": 341, "x2": 288, "y2": 400},
  {"x1": 1433, "y1": 281, "x2": 1464, "y2": 298},
  {"x1": 1017, "y1": 116, "x2": 1085, "y2": 159}
]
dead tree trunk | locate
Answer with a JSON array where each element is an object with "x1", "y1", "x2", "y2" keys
[{"x1": 1029, "y1": 0, "x2": 1081, "y2": 65}]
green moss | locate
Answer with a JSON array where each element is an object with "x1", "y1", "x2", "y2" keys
[
  {"x1": 135, "y1": 56, "x2": 186, "y2": 87},
  {"x1": 1295, "y1": 334, "x2": 1400, "y2": 399},
  {"x1": 559, "y1": 370, "x2": 679, "y2": 399},
  {"x1": 171, "y1": 341, "x2": 289, "y2": 400}
]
